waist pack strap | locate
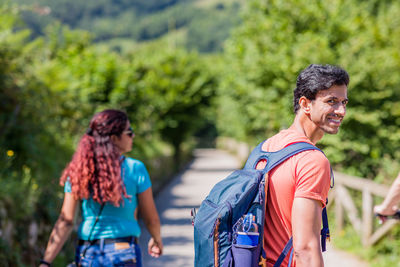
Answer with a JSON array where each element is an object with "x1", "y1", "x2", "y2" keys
[
  {"x1": 273, "y1": 237, "x2": 293, "y2": 267},
  {"x1": 288, "y1": 247, "x2": 294, "y2": 267},
  {"x1": 320, "y1": 205, "x2": 330, "y2": 252}
]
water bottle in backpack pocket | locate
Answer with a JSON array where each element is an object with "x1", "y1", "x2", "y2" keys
[{"x1": 232, "y1": 213, "x2": 260, "y2": 266}]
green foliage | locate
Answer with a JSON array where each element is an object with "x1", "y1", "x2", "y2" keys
[
  {"x1": 133, "y1": 3, "x2": 197, "y2": 41},
  {"x1": 186, "y1": 2, "x2": 242, "y2": 52},
  {"x1": 0, "y1": 3, "x2": 217, "y2": 265},
  {"x1": 108, "y1": 41, "x2": 216, "y2": 163},
  {"x1": 13, "y1": 0, "x2": 241, "y2": 53},
  {"x1": 218, "y1": 0, "x2": 400, "y2": 263},
  {"x1": 3, "y1": 0, "x2": 400, "y2": 265},
  {"x1": 0, "y1": 5, "x2": 74, "y2": 266},
  {"x1": 218, "y1": 0, "x2": 400, "y2": 179}
]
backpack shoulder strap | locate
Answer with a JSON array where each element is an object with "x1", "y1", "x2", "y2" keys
[{"x1": 244, "y1": 141, "x2": 322, "y2": 172}]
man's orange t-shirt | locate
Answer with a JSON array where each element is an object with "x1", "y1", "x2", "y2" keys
[{"x1": 260, "y1": 129, "x2": 331, "y2": 267}]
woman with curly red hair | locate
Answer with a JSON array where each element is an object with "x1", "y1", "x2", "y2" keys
[{"x1": 40, "y1": 109, "x2": 163, "y2": 267}]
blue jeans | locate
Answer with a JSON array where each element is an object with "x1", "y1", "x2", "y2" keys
[{"x1": 75, "y1": 238, "x2": 142, "y2": 267}]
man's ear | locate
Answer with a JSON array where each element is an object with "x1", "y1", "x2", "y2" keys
[{"x1": 299, "y1": 96, "x2": 311, "y2": 114}]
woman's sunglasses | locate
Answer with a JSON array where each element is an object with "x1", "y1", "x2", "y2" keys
[{"x1": 123, "y1": 127, "x2": 134, "y2": 138}]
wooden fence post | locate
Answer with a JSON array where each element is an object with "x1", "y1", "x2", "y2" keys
[
  {"x1": 362, "y1": 189, "x2": 373, "y2": 246},
  {"x1": 337, "y1": 185, "x2": 362, "y2": 233},
  {"x1": 333, "y1": 172, "x2": 393, "y2": 247},
  {"x1": 334, "y1": 188, "x2": 344, "y2": 233}
]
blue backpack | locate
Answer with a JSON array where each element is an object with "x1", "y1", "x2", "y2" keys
[{"x1": 193, "y1": 141, "x2": 331, "y2": 267}]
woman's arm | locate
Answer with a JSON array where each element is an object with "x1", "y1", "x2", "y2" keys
[
  {"x1": 374, "y1": 172, "x2": 400, "y2": 217},
  {"x1": 39, "y1": 192, "x2": 78, "y2": 266},
  {"x1": 137, "y1": 187, "x2": 163, "y2": 258}
]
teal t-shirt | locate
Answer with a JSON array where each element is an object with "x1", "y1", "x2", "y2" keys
[{"x1": 64, "y1": 157, "x2": 152, "y2": 240}]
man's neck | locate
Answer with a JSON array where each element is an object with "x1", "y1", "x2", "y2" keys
[{"x1": 289, "y1": 113, "x2": 324, "y2": 144}]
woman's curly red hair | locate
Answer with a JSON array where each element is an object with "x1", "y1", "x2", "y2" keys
[{"x1": 60, "y1": 109, "x2": 130, "y2": 206}]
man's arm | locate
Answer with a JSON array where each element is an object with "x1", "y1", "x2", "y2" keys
[
  {"x1": 292, "y1": 197, "x2": 324, "y2": 267},
  {"x1": 374, "y1": 172, "x2": 400, "y2": 216}
]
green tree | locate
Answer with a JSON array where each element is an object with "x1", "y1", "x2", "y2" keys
[
  {"x1": 110, "y1": 43, "x2": 216, "y2": 166},
  {"x1": 0, "y1": 3, "x2": 219, "y2": 265},
  {"x1": 0, "y1": 5, "x2": 74, "y2": 265},
  {"x1": 218, "y1": 0, "x2": 400, "y2": 180}
]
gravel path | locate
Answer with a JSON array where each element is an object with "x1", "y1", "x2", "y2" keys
[{"x1": 139, "y1": 148, "x2": 369, "y2": 267}]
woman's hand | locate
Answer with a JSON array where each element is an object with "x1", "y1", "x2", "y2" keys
[
  {"x1": 374, "y1": 204, "x2": 397, "y2": 216},
  {"x1": 374, "y1": 204, "x2": 397, "y2": 223},
  {"x1": 373, "y1": 174, "x2": 400, "y2": 224},
  {"x1": 148, "y1": 237, "x2": 163, "y2": 258}
]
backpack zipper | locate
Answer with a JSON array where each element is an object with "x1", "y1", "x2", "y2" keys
[
  {"x1": 204, "y1": 199, "x2": 218, "y2": 208},
  {"x1": 208, "y1": 201, "x2": 233, "y2": 238}
]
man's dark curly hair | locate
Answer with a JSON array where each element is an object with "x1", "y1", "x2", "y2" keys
[{"x1": 293, "y1": 64, "x2": 349, "y2": 113}]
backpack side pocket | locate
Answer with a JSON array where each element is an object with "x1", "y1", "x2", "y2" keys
[{"x1": 194, "y1": 200, "x2": 222, "y2": 267}]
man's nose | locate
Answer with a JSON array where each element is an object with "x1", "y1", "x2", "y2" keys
[{"x1": 335, "y1": 103, "x2": 346, "y2": 116}]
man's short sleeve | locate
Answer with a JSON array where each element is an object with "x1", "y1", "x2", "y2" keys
[
  {"x1": 294, "y1": 151, "x2": 331, "y2": 207},
  {"x1": 136, "y1": 161, "x2": 152, "y2": 194}
]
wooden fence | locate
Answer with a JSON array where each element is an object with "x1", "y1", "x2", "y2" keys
[{"x1": 330, "y1": 172, "x2": 398, "y2": 247}]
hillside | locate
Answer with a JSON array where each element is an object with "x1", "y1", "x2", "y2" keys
[{"x1": 15, "y1": 0, "x2": 243, "y2": 52}]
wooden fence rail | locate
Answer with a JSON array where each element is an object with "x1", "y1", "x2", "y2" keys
[{"x1": 330, "y1": 172, "x2": 398, "y2": 247}]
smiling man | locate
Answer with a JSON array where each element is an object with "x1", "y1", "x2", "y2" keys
[{"x1": 256, "y1": 64, "x2": 349, "y2": 267}]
